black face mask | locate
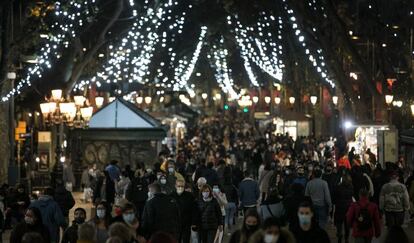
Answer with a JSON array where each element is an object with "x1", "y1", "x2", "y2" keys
[
  {"x1": 245, "y1": 224, "x2": 258, "y2": 232},
  {"x1": 74, "y1": 217, "x2": 85, "y2": 224}
]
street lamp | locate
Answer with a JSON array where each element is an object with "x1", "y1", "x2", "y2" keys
[
  {"x1": 289, "y1": 97, "x2": 296, "y2": 105},
  {"x1": 274, "y1": 97, "x2": 281, "y2": 105},
  {"x1": 252, "y1": 96, "x2": 259, "y2": 103},
  {"x1": 145, "y1": 96, "x2": 152, "y2": 105},
  {"x1": 264, "y1": 96, "x2": 271, "y2": 104},
  {"x1": 332, "y1": 96, "x2": 338, "y2": 106},
  {"x1": 411, "y1": 104, "x2": 414, "y2": 117},
  {"x1": 136, "y1": 96, "x2": 143, "y2": 104},
  {"x1": 310, "y1": 96, "x2": 318, "y2": 106},
  {"x1": 201, "y1": 93, "x2": 208, "y2": 100},
  {"x1": 95, "y1": 97, "x2": 104, "y2": 108}
]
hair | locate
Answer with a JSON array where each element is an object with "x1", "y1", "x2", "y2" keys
[
  {"x1": 298, "y1": 201, "x2": 314, "y2": 213},
  {"x1": 313, "y1": 169, "x2": 322, "y2": 178},
  {"x1": 22, "y1": 232, "x2": 44, "y2": 243},
  {"x1": 149, "y1": 182, "x2": 161, "y2": 193},
  {"x1": 148, "y1": 231, "x2": 178, "y2": 243},
  {"x1": 108, "y1": 222, "x2": 132, "y2": 242},
  {"x1": 384, "y1": 226, "x2": 409, "y2": 243},
  {"x1": 207, "y1": 162, "x2": 214, "y2": 169},
  {"x1": 94, "y1": 201, "x2": 111, "y2": 226},
  {"x1": 262, "y1": 217, "x2": 282, "y2": 230},
  {"x1": 122, "y1": 202, "x2": 136, "y2": 213},
  {"x1": 197, "y1": 177, "x2": 207, "y2": 185},
  {"x1": 199, "y1": 184, "x2": 212, "y2": 197},
  {"x1": 78, "y1": 223, "x2": 96, "y2": 241},
  {"x1": 110, "y1": 160, "x2": 118, "y2": 165},
  {"x1": 43, "y1": 187, "x2": 54, "y2": 196},
  {"x1": 74, "y1": 207, "x2": 87, "y2": 216},
  {"x1": 175, "y1": 178, "x2": 185, "y2": 185},
  {"x1": 243, "y1": 208, "x2": 261, "y2": 230},
  {"x1": 105, "y1": 236, "x2": 123, "y2": 243},
  {"x1": 27, "y1": 207, "x2": 43, "y2": 225},
  {"x1": 359, "y1": 188, "x2": 369, "y2": 198}
]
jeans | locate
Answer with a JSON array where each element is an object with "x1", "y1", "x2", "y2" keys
[
  {"x1": 335, "y1": 219, "x2": 350, "y2": 243},
  {"x1": 314, "y1": 205, "x2": 329, "y2": 229},
  {"x1": 225, "y1": 203, "x2": 237, "y2": 226},
  {"x1": 354, "y1": 237, "x2": 372, "y2": 243},
  {"x1": 199, "y1": 229, "x2": 217, "y2": 243},
  {"x1": 179, "y1": 226, "x2": 191, "y2": 243},
  {"x1": 385, "y1": 211, "x2": 405, "y2": 227}
]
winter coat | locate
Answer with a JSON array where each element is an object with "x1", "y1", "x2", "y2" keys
[
  {"x1": 332, "y1": 182, "x2": 353, "y2": 224},
  {"x1": 54, "y1": 185, "x2": 76, "y2": 217},
  {"x1": 197, "y1": 198, "x2": 223, "y2": 230},
  {"x1": 10, "y1": 221, "x2": 50, "y2": 243},
  {"x1": 61, "y1": 222, "x2": 79, "y2": 243},
  {"x1": 239, "y1": 178, "x2": 260, "y2": 207},
  {"x1": 379, "y1": 179, "x2": 410, "y2": 212},
  {"x1": 259, "y1": 170, "x2": 273, "y2": 195},
  {"x1": 125, "y1": 177, "x2": 148, "y2": 206},
  {"x1": 290, "y1": 223, "x2": 330, "y2": 243},
  {"x1": 142, "y1": 193, "x2": 181, "y2": 239},
  {"x1": 222, "y1": 184, "x2": 238, "y2": 204},
  {"x1": 346, "y1": 196, "x2": 381, "y2": 238},
  {"x1": 292, "y1": 176, "x2": 307, "y2": 188},
  {"x1": 248, "y1": 229, "x2": 295, "y2": 243},
  {"x1": 30, "y1": 196, "x2": 66, "y2": 242},
  {"x1": 305, "y1": 178, "x2": 332, "y2": 208},
  {"x1": 322, "y1": 173, "x2": 339, "y2": 198},
  {"x1": 171, "y1": 191, "x2": 197, "y2": 226},
  {"x1": 283, "y1": 194, "x2": 310, "y2": 225}
]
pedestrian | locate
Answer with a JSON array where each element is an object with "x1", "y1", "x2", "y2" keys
[
  {"x1": 290, "y1": 201, "x2": 330, "y2": 243},
  {"x1": 229, "y1": 208, "x2": 260, "y2": 243},
  {"x1": 148, "y1": 231, "x2": 178, "y2": 243},
  {"x1": 196, "y1": 184, "x2": 224, "y2": 243},
  {"x1": 171, "y1": 179, "x2": 197, "y2": 243},
  {"x1": 116, "y1": 171, "x2": 131, "y2": 199},
  {"x1": 88, "y1": 201, "x2": 110, "y2": 243},
  {"x1": 332, "y1": 173, "x2": 353, "y2": 243},
  {"x1": 61, "y1": 207, "x2": 87, "y2": 243},
  {"x1": 30, "y1": 187, "x2": 66, "y2": 243},
  {"x1": 125, "y1": 168, "x2": 148, "y2": 220},
  {"x1": 282, "y1": 183, "x2": 309, "y2": 226},
  {"x1": 382, "y1": 226, "x2": 409, "y2": 243},
  {"x1": 104, "y1": 170, "x2": 116, "y2": 206},
  {"x1": 248, "y1": 217, "x2": 295, "y2": 243},
  {"x1": 239, "y1": 171, "x2": 260, "y2": 214},
  {"x1": 10, "y1": 207, "x2": 50, "y2": 243},
  {"x1": 304, "y1": 169, "x2": 332, "y2": 229},
  {"x1": 222, "y1": 177, "x2": 238, "y2": 232},
  {"x1": 54, "y1": 179, "x2": 76, "y2": 223},
  {"x1": 292, "y1": 167, "x2": 307, "y2": 188},
  {"x1": 105, "y1": 160, "x2": 121, "y2": 182},
  {"x1": 346, "y1": 188, "x2": 381, "y2": 243},
  {"x1": 77, "y1": 223, "x2": 96, "y2": 243},
  {"x1": 165, "y1": 160, "x2": 185, "y2": 193},
  {"x1": 142, "y1": 182, "x2": 181, "y2": 240},
  {"x1": 259, "y1": 189, "x2": 285, "y2": 222},
  {"x1": 108, "y1": 222, "x2": 134, "y2": 243},
  {"x1": 379, "y1": 170, "x2": 410, "y2": 227},
  {"x1": 21, "y1": 232, "x2": 45, "y2": 243}
]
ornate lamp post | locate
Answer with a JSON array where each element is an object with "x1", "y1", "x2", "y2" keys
[
  {"x1": 385, "y1": 95, "x2": 394, "y2": 124},
  {"x1": 310, "y1": 96, "x2": 318, "y2": 137}
]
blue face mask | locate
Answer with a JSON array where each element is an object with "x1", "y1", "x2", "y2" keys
[
  {"x1": 122, "y1": 213, "x2": 135, "y2": 224},
  {"x1": 298, "y1": 214, "x2": 312, "y2": 226}
]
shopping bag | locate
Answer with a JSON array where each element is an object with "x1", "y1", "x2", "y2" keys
[
  {"x1": 214, "y1": 229, "x2": 223, "y2": 243},
  {"x1": 190, "y1": 229, "x2": 199, "y2": 243}
]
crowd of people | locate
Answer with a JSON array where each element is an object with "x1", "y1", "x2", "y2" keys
[{"x1": 0, "y1": 115, "x2": 413, "y2": 243}]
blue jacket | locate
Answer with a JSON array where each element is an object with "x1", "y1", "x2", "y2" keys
[
  {"x1": 30, "y1": 196, "x2": 66, "y2": 243},
  {"x1": 238, "y1": 178, "x2": 260, "y2": 207},
  {"x1": 105, "y1": 164, "x2": 121, "y2": 182}
]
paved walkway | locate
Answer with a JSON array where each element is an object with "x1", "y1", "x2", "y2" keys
[{"x1": 2, "y1": 192, "x2": 414, "y2": 242}]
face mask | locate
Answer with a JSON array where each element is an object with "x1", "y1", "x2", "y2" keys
[
  {"x1": 298, "y1": 214, "x2": 312, "y2": 226},
  {"x1": 176, "y1": 187, "x2": 184, "y2": 195},
  {"x1": 122, "y1": 213, "x2": 135, "y2": 224},
  {"x1": 96, "y1": 209, "x2": 106, "y2": 219},
  {"x1": 202, "y1": 192, "x2": 210, "y2": 199},
  {"x1": 245, "y1": 224, "x2": 258, "y2": 232},
  {"x1": 213, "y1": 188, "x2": 220, "y2": 193},
  {"x1": 168, "y1": 168, "x2": 175, "y2": 174},
  {"x1": 264, "y1": 234, "x2": 279, "y2": 243},
  {"x1": 25, "y1": 216, "x2": 35, "y2": 225},
  {"x1": 147, "y1": 191, "x2": 154, "y2": 199},
  {"x1": 160, "y1": 178, "x2": 167, "y2": 184},
  {"x1": 74, "y1": 217, "x2": 85, "y2": 224}
]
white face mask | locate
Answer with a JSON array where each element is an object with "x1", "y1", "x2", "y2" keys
[
  {"x1": 160, "y1": 178, "x2": 167, "y2": 184},
  {"x1": 176, "y1": 187, "x2": 184, "y2": 195},
  {"x1": 213, "y1": 188, "x2": 220, "y2": 193},
  {"x1": 264, "y1": 234, "x2": 279, "y2": 243},
  {"x1": 147, "y1": 191, "x2": 154, "y2": 200},
  {"x1": 96, "y1": 209, "x2": 106, "y2": 219}
]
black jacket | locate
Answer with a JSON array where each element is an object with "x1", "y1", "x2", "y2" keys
[
  {"x1": 290, "y1": 223, "x2": 330, "y2": 243},
  {"x1": 61, "y1": 222, "x2": 79, "y2": 243},
  {"x1": 171, "y1": 191, "x2": 197, "y2": 226},
  {"x1": 10, "y1": 222, "x2": 50, "y2": 243},
  {"x1": 142, "y1": 193, "x2": 181, "y2": 239},
  {"x1": 126, "y1": 177, "x2": 148, "y2": 206},
  {"x1": 222, "y1": 184, "x2": 238, "y2": 203},
  {"x1": 332, "y1": 183, "x2": 353, "y2": 223},
  {"x1": 197, "y1": 198, "x2": 223, "y2": 230},
  {"x1": 54, "y1": 186, "x2": 75, "y2": 217}
]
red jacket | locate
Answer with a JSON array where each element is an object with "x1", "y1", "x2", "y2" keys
[
  {"x1": 346, "y1": 197, "x2": 381, "y2": 238},
  {"x1": 338, "y1": 156, "x2": 351, "y2": 169}
]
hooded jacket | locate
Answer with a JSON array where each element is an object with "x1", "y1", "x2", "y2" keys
[
  {"x1": 346, "y1": 196, "x2": 381, "y2": 238},
  {"x1": 248, "y1": 229, "x2": 295, "y2": 243},
  {"x1": 10, "y1": 207, "x2": 50, "y2": 243},
  {"x1": 30, "y1": 195, "x2": 67, "y2": 242}
]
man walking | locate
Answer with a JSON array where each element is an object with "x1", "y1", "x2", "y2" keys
[
  {"x1": 305, "y1": 169, "x2": 332, "y2": 228},
  {"x1": 347, "y1": 189, "x2": 381, "y2": 243},
  {"x1": 238, "y1": 171, "x2": 260, "y2": 213},
  {"x1": 379, "y1": 171, "x2": 410, "y2": 227}
]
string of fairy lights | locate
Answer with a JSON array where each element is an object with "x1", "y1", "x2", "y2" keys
[
  {"x1": 2, "y1": 0, "x2": 98, "y2": 101},
  {"x1": 1, "y1": 0, "x2": 356, "y2": 103}
]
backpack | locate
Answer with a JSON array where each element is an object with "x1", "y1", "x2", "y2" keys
[{"x1": 356, "y1": 202, "x2": 373, "y2": 231}]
